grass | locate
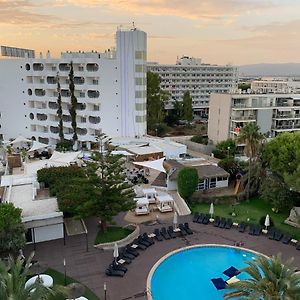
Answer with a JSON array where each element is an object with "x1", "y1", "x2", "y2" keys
[
  {"x1": 94, "y1": 226, "x2": 133, "y2": 245},
  {"x1": 44, "y1": 268, "x2": 99, "y2": 300},
  {"x1": 190, "y1": 198, "x2": 300, "y2": 239}
]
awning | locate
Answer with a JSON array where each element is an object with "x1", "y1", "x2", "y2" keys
[
  {"x1": 134, "y1": 197, "x2": 149, "y2": 205},
  {"x1": 7, "y1": 135, "x2": 31, "y2": 145},
  {"x1": 133, "y1": 158, "x2": 166, "y2": 173},
  {"x1": 49, "y1": 151, "x2": 81, "y2": 164},
  {"x1": 28, "y1": 141, "x2": 49, "y2": 152},
  {"x1": 156, "y1": 194, "x2": 174, "y2": 203},
  {"x1": 111, "y1": 150, "x2": 133, "y2": 156}
]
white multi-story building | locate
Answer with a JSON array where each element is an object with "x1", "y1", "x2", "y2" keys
[
  {"x1": 147, "y1": 56, "x2": 238, "y2": 117},
  {"x1": 208, "y1": 92, "x2": 300, "y2": 143},
  {"x1": 0, "y1": 28, "x2": 147, "y2": 148},
  {"x1": 251, "y1": 77, "x2": 300, "y2": 94}
]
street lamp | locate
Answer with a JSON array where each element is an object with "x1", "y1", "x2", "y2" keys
[
  {"x1": 104, "y1": 282, "x2": 107, "y2": 300},
  {"x1": 227, "y1": 146, "x2": 230, "y2": 157},
  {"x1": 63, "y1": 258, "x2": 67, "y2": 286}
]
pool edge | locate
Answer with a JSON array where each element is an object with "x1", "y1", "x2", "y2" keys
[{"x1": 146, "y1": 243, "x2": 269, "y2": 300}]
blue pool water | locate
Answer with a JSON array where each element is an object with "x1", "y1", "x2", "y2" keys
[{"x1": 150, "y1": 246, "x2": 258, "y2": 300}]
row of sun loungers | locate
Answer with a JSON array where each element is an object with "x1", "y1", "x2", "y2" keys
[{"x1": 106, "y1": 223, "x2": 194, "y2": 276}]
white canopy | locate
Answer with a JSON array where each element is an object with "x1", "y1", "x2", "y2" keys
[
  {"x1": 134, "y1": 197, "x2": 149, "y2": 205},
  {"x1": 28, "y1": 141, "x2": 49, "y2": 153},
  {"x1": 156, "y1": 194, "x2": 174, "y2": 203},
  {"x1": 143, "y1": 188, "x2": 157, "y2": 195},
  {"x1": 7, "y1": 135, "x2": 31, "y2": 145},
  {"x1": 111, "y1": 150, "x2": 133, "y2": 156},
  {"x1": 133, "y1": 158, "x2": 166, "y2": 173},
  {"x1": 49, "y1": 151, "x2": 81, "y2": 164}
]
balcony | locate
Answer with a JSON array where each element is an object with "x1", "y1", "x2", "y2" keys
[
  {"x1": 273, "y1": 114, "x2": 293, "y2": 119},
  {"x1": 231, "y1": 115, "x2": 256, "y2": 121},
  {"x1": 47, "y1": 76, "x2": 57, "y2": 84},
  {"x1": 59, "y1": 63, "x2": 70, "y2": 72},
  {"x1": 33, "y1": 63, "x2": 44, "y2": 71},
  {"x1": 62, "y1": 115, "x2": 71, "y2": 122},
  {"x1": 77, "y1": 128, "x2": 88, "y2": 136},
  {"x1": 61, "y1": 89, "x2": 70, "y2": 97},
  {"x1": 50, "y1": 126, "x2": 59, "y2": 134},
  {"x1": 87, "y1": 63, "x2": 99, "y2": 72},
  {"x1": 76, "y1": 103, "x2": 86, "y2": 110},
  {"x1": 88, "y1": 90, "x2": 99, "y2": 98},
  {"x1": 36, "y1": 113, "x2": 47, "y2": 121},
  {"x1": 49, "y1": 102, "x2": 58, "y2": 109},
  {"x1": 74, "y1": 77, "x2": 85, "y2": 85},
  {"x1": 35, "y1": 89, "x2": 46, "y2": 97},
  {"x1": 89, "y1": 116, "x2": 101, "y2": 124}
]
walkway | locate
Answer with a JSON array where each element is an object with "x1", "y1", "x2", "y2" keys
[{"x1": 25, "y1": 215, "x2": 300, "y2": 300}]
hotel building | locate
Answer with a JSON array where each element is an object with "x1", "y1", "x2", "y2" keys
[{"x1": 147, "y1": 56, "x2": 238, "y2": 117}]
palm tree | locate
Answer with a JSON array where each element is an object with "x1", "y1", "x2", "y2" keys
[
  {"x1": 224, "y1": 255, "x2": 300, "y2": 300},
  {"x1": 237, "y1": 122, "x2": 264, "y2": 200},
  {"x1": 0, "y1": 253, "x2": 66, "y2": 300}
]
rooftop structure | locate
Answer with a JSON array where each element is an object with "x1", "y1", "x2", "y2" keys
[
  {"x1": 208, "y1": 92, "x2": 300, "y2": 143},
  {"x1": 147, "y1": 56, "x2": 238, "y2": 117}
]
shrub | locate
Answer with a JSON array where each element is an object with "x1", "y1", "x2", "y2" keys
[
  {"x1": 259, "y1": 215, "x2": 274, "y2": 228},
  {"x1": 191, "y1": 135, "x2": 208, "y2": 145},
  {"x1": 177, "y1": 167, "x2": 198, "y2": 201},
  {"x1": 56, "y1": 140, "x2": 73, "y2": 152}
]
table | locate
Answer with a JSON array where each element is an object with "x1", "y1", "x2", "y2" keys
[{"x1": 25, "y1": 274, "x2": 53, "y2": 289}]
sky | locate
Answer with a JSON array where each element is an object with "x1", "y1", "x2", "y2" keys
[{"x1": 1, "y1": 0, "x2": 300, "y2": 65}]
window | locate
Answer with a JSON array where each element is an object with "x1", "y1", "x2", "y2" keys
[
  {"x1": 135, "y1": 90, "x2": 146, "y2": 98},
  {"x1": 135, "y1": 115, "x2": 146, "y2": 123},
  {"x1": 135, "y1": 51, "x2": 146, "y2": 60},
  {"x1": 135, "y1": 103, "x2": 146, "y2": 111},
  {"x1": 135, "y1": 78, "x2": 146, "y2": 85},
  {"x1": 135, "y1": 64, "x2": 146, "y2": 73}
]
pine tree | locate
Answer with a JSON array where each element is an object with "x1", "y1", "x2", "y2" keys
[
  {"x1": 68, "y1": 61, "x2": 78, "y2": 143},
  {"x1": 56, "y1": 73, "x2": 64, "y2": 143}
]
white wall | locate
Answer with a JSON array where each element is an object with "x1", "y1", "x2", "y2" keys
[
  {"x1": 167, "y1": 178, "x2": 177, "y2": 191},
  {"x1": 34, "y1": 223, "x2": 63, "y2": 243}
]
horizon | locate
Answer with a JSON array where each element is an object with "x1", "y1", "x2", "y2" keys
[{"x1": 1, "y1": 0, "x2": 300, "y2": 65}]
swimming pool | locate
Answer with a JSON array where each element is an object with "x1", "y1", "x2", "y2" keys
[{"x1": 147, "y1": 244, "x2": 263, "y2": 300}]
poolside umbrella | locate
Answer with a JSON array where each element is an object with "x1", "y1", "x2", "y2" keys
[
  {"x1": 264, "y1": 214, "x2": 270, "y2": 230},
  {"x1": 113, "y1": 243, "x2": 119, "y2": 264},
  {"x1": 209, "y1": 203, "x2": 214, "y2": 218},
  {"x1": 67, "y1": 282, "x2": 85, "y2": 299},
  {"x1": 173, "y1": 212, "x2": 178, "y2": 229}
]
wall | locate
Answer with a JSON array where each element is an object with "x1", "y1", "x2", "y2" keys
[
  {"x1": 34, "y1": 223, "x2": 63, "y2": 243},
  {"x1": 167, "y1": 178, "x2": 177, "y2": 191},
  {"x1": 256, "y1": 109, "x2": 273, "y2": 134}
]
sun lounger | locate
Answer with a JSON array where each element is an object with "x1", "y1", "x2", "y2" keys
[
  {"x1": 296, "y1": 242, "x2": 300, "y2": 251},
  {"x1": 160, "y1": 227, "x2": 171, "y2": 240},
  {"x1": 184, "y1": 222, "x2": 193, "y2": 234},
  {"x1": 213, "y1": 216, "x2": 220, "y2": 227},
  {"x1": 267, "y1": 227, "x2": 276, "y2": 240},
  {"x1": 197, "y1": 213, "x2": 205, "y2": 224},
  {"x1": 282, "y1": 234, "x2": 292, "y2": 244},
  {"x1": 193, "y1": 213, "x2": 199, "y2": 223},
  {"x1": 211, "y1": 278, "x2": 227, "y2": 290},
  {"x1": 132, "y1": 239, "x2": 147, "y2": 250},
  {"x1": 142, "y1": 233, "x2": 155, "y2": 245},
  {"x1": 120, "y1": 250, "x2": 135, "y2": 261},
  {"x1": 179, "y1": 224, "x2": 188, "y2": 235},
  {"x1": 254, "y1": 225, "x2": 262, "y2": 236},
  {"x1": 138, "y1": 235, "x2": 151, "y2": 247},
  {"x1": 223, "y1": 266, "x2": 240, "y2": 278},
  {"x1": 238, "y1": 221, "x2": 247, "y2": 233},
  {"x1": 225, "y1": 218, "x2": 233, "y2": 229},
  {"x1": 167, "y1": 226, "x2": 177, "y2": 238},
  {"x1": 202, "y1": 214, "x2": 210, "y2": 224},
  {"x1": 274, "y1": 230, "x2": 283, "y2": 241},
  {"x1": 154, "y1": 228, "x2": 163, "y2": 241},
  {"x1": 106, "y1": 267, "x2": 125, "y2": 277},
  {"x1": 226, "y1": 276, "x2": 240, "y2": 284},
  {"x1": 125, "y1": 246, "x2": 139, "y2": 257},
  {"x1": 248, "y1": 224, "x2": 255, "y2": 235},
  {"x1": 219, "y1": 217, "x2": 226, "y2": 228},
  {"x1": 110, "y1": 262, "x2": 127, "y2": 273}
]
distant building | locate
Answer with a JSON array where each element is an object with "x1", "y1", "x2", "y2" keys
[
  {"x1": 251, "y1": 77, "x2": 300, "y2": 94},
  {"x1": 0, "y1": 27, "x2": 147, "y2": 147},
  {"x1": 147, "y1": 56, "x2": 238, "y2": 117},
  {"x1": 208, "y1": 92, "x2": 300, "y2": 143}
]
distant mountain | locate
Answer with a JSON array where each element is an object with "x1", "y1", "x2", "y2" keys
[{"x1": 238, "y1": 63, "x2": 300, "y2": 77}]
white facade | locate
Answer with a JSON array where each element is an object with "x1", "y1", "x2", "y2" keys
[
  {"x1": 147, "y1": 56, "x2": 238, "y2": 116},
  {"x1": 208, "y1": 92, "x2": 300, "y2": 143},
  {"x1": 0, "y1": 28, "x2": 147, "y2": 146},
  {"x1": 251, "y1": 77, "x2": 300, "y2": 94}
]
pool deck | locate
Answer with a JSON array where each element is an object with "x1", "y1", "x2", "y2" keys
[{"x1": 25, "y1": 214, "x2": 300, "y2": 300}]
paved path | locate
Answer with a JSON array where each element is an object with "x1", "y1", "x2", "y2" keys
[{"x1": 25, "y1": 215, "x2": 300, "y2": 300}]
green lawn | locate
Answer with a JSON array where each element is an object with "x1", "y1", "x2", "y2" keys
[
  {"x1": 191, "y1": 198, "x2": 300, "y2": 239},
  {"x1": 94, "y1": 226, "x2": 133, "y2": 245},
  {"x1": 45, "y1": 268, "x2": 99, "y2": 300}
]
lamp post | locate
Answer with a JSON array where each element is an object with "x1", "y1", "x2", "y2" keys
[
  {"x1": 227, "y1": 146, "x2": 230, "y2": 157},
  {"x1": 63, "y1": 258, "x2": 67, "y2": 286},
  {"x1": 104, "y1": 282, "x2": 107, "y2": 300}
]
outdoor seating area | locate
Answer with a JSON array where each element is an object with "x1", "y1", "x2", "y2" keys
[{"x1": 193, "y1": 212, "x2": 300, "y2": 250}]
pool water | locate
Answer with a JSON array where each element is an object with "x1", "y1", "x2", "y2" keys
[{"x1": 150, "y1": 246, "x2": 258, "y2": 300}]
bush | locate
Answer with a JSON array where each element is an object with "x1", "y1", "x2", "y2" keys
[
  {"x1": 218, "y1": 157, "x2": 241, "y2": 179},
  {"x1": 177, "y1": 167, "x2": 199, "y2": 201},
  {"x1": 56, "y1": 140, "x2": 73, "y2": 152},
  {"x1": 259, "y1": 215, "x2": 274, "y2": 228},
  {"x1": 213, "y1": 139, "x2": 237, "y2": 159},
  {"x1": 191, "y1": 135, "x2": 208, "y2": 145}
]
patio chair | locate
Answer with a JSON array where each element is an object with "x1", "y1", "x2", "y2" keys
[
  {"x1": 125, "y1": 245, "x2": 139, "y2": 257},
  {"x1": 132, "y1": 239, "x2": 147, "y2": 250},
  {"x1": 120, "y1": 249, "x2": 135, "y2": 261},
  {"x1": 167, "y1": 226, "x2": 177, "y2": 238},
  {"x1": 219, "y1": 217, "x2": 226, "y2": 229},
  {"x1": 225, "y1": 218, "x2": 233, "y2": 229},
  {"x1": 197, "y1": 213, "x2": 205, "y2": 224},
  {"x1": 154, "y1": 228, "x2": 163, "y2": 241},
  {"x1": 138, "y1": 235, "x2": 152, "y2": 247},
  {"x1": 274, "y1": 230, "x2": 283, "y2": 241},
  {"x1": 105, "y1": 267, "x2": 125, "y2": 277},
  {"x1": 238, "y1": 222, "x2": 247, "y2": 233},
  {"x1": 179, "y1": 223, "x2": 188, "y2": 236},
  {"x1": 109, "y1": 261, "x2": 127, "y2": 273},
  {"x1": 213, "y1": 216, "x2": 220, "y2": 227},
  {"x1": 184, "y1": 222, "x2": 193, "y2": 234},
  {"x1": 223, "y1": 266, "x2": 240, "y2": 278},
  {"x1": 193, "y1": 212, "x2": 199, "y2": 223},
  {"x1": 160, "y1": 227, "x2": 171, "y2": 240},
  {"x1": 282, "y1": 234, "x2": 292, "y2": 244},
  {"x1": 253, "y1": 225, "x2": 262, "y2": 236},
  {"x1": 211, "y1": 278, "x2": 227, "y2": 290},
  {"x1": 142, "y1": 233, "x2": 155, "y2": 245},
  {"x1": 202, "y1": 214, "x2": 210, "y2": 225},
  {"x1": 248, "y1": 224, "x2": 255, "y2": 235},
  {"x1": 267, "y1": 227, "x2": 276, "y2": 240}
]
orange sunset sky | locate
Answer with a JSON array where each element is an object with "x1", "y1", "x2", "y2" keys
[{"x1": 1, "y1": 0, "x2": 300, "y2": 65}]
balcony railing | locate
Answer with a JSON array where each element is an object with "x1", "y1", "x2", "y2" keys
[
  {"x1": 88, "y1": 90, "x2": 99, "y2": 98},
  {"x1": 87, "y1": 63, "x2": 99, "y2": 72}
]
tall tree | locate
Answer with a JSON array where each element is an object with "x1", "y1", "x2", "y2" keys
[
  {"x1": 0, "y1": 254, "x2": 66, "y2": 299},
  {"x1": 224, "y1": 255, "x2": 300, "y2": 300},
  {"x1": 56, "y1": 72, "x2": 64, "y2": 143},
  {"x1": 146, "y1": 71, "x2": 168, "y2": 130},
  {"x1": 68, "y1": 61, "x2": 78, "y2": 144},
  {"x1": 182, "y1": 91, "x2": 193, "y2": 121},
  {"x1": 237, "y1": 122, "x2": 264, "y2": 200},
  {"x1": 177, "y1": 167, "x2": 198, "y2": 201},
  {"x1": 0, "y1": 203, "x2": 25, "y2": 256}
]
